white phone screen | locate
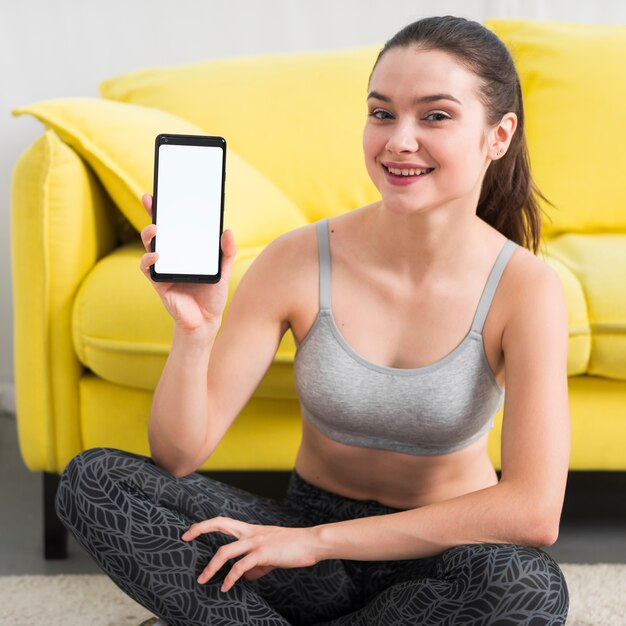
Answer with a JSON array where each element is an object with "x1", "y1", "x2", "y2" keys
[{"x1": 154, "y1": 143, "x2": 224, "y2": 277}]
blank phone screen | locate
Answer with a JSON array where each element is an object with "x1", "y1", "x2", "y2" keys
[{"x1": 154, "y1": 143, "x2": 224, "y2": 277}]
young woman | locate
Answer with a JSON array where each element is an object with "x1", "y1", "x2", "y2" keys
[{"x1": 56, "y1": 16, "x2": 570, "y2": 626}]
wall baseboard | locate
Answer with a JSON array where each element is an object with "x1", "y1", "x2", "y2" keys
[{"x1": 0, "y1": 381, "x2": 16, "y2": 416}]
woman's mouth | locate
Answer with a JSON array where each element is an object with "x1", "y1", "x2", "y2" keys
[{"x1": 382, "y1": 164, "x2": 434, "y2": 186}]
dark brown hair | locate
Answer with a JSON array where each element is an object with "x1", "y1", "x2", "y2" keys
[{"x1": 370, "y1": 16, "x2": 550, "y2": 253}]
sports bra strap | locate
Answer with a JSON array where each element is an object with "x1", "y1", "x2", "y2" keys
[
  {"x1": 470, "y1": 239, "x2": 518, "y2": 333},
  {"x1": 316, "y1": 219, "x2": 516, "y2": 328},
  {"x1": 316, "y1": 219, "x2": 332, "y2": 310}
]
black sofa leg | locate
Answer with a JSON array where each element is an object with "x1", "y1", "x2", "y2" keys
[{"x1": 43, "y1": 472, "x2": 67, "y2": 559}]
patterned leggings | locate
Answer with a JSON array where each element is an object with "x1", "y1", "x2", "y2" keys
[{"x1": 55, "y1": 447, "x2": 569, "y2": 625}]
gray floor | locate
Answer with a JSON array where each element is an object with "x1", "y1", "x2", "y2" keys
[{"x1": 1, "y1": 409, "x2": 625, "y2": 575}]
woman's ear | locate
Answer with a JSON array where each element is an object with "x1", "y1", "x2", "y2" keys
[{"x1": 488, "y1": 112, "x2": 518, "y2": 160}]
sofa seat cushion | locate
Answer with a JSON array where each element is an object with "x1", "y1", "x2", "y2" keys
[
  {"x1": 80, "y1": 375, "x2": 302, "y2": 470},
  {"x1": 74, "y1": 238, "x2": 603, "y2": 391},
  {"x1": 548, "y1": 234, "x2": 626, "y2": 380},
  {"x1": 72, "y1": 243, "x2": 298, "y2": 397}
]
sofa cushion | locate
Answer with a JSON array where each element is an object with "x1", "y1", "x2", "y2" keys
[
  {"x1": 540, "y1": 248, "x2": 590, "y2": 377},
  {"x1": 73, "y1": 239, "x2": 596, "y2": 391},
  {"x1": 100, "y1": 46, "x2": 382, "y2": 222},
  {"x1": 548, "y1": 234, "x2": 626, "y2": 380},
  {"x1": 80, "y1": 375, "x2": 302, "y2": 470},
  {"x1": 72, "y1": 243, "x2": 298, "y2": 397},
  {"x1": 13, "y1": 99, "x2": 307, "y2": 248},
  {"x1": 486, "y1": 19, "x2": 626, "y2": 237}
]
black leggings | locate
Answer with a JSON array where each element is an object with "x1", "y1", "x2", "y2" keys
[{"x1": 55, "y1": 447, "x2": 568, "y2": 625}]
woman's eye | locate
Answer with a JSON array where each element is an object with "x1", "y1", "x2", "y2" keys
[
  {"x1": 424, "y1": 112, "x2": 450, "y2": 122},
  {"x1": 368, "y1": 109, "x2": 393, "y2": 120}
]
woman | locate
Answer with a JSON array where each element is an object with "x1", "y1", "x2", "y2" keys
[{"x1": 56, "y1": 15, "x2": 570, "y2": 625}]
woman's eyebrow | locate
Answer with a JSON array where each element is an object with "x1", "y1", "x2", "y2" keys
[{"x1": 367, "y1": 91, "x2": 462, "y2": 106}]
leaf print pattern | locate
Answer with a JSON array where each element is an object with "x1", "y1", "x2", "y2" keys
[{"x1": 55, "y1": 448, "x2": 568, "y2": 625}]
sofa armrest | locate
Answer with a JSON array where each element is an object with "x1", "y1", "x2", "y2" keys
[{"x1": 11, "y1": 130, "x2": 118, "y2": 472}]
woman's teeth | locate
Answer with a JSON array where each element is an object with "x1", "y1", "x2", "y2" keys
[{"x1": 386, "y1": 166, "x2": 431, "y2": 176}]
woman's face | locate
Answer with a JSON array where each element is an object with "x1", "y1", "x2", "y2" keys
[{"x1": 363, "y1": 46, "x2": 505, "y2": 217}]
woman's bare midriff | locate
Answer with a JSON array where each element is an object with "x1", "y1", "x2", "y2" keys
[{"x1": 294, "y1": 417, "x2": 499, "y2": 510}]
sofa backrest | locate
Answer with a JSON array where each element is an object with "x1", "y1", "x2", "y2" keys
[
  {"x1": 487, "y1": 19, "x2": 626, "y2": 239},
  {"x1": 101, "y1": 46, "x2": 382, "y2": 224},
  {"x1": 102, "y1": 20, "x2": 626, "y2": 239}
]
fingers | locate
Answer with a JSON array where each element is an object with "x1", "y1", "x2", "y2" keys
[
  {"x1": 221, "y1": 229, "x2": 237, "y2": 258},
  {"x1": 197, "y1": 539, "x2": 252, "y2": 587},
  {"x1": 220, "y1": 553, "x2": 259, "y2": 592},
  {"x1": 220, "y1": 229, "x2": 237, "y2": 281},
  {"x1": 184, "y1": 517, "x2": 258, "y2": 591},
  {"x1": 141, "y1": 193, "x2": 153, "y2": 216},
  {"x1": 140, "y1": 224, "x2": 157, "y2": 251},
  {"x1": 139, "y1": 252, "x2": 158, "y2": 278},
  {"x1": 140, "y1": 193, "x2": 155, "y2": 254},
  {"x1": 138, "y1": 194, "x2": 156, "y2": 279},
  {"x1": 140, "y1": 204, "x2": 156, "y2": 279},
  {"x1": 182, "y1": 516, "x2": 245, "y2": 541}
]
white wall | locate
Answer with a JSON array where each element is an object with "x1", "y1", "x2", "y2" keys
[{"x1": 1, "y1": 0, "x2": 625, "y2": 410}]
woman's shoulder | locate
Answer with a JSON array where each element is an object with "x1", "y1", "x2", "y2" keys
[
  {"x1": 500, "y1": 237, "x2": 568, "y2": 342},
  {"x1": 256, "y1": 221, "x2": 319, "y2": 269},
  {"x1": 505, "y1": 238, "x2": 562, "y2": 295},
  {"x1": 238, "y1": 222, "x2": 321, "y2": 305}
]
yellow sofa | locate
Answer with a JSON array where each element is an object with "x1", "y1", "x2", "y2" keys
[{"x1": 11, "y1": 19, "x2": 626, "y2": 557}]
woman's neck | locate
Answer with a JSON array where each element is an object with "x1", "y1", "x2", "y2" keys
[{"x1": 360, "y1": 202, "x2": 485, "y2": 280}]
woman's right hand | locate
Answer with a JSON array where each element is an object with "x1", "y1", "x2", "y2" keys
[{"x1": 139, "y1": 193, "x2": 237, "y2": 333}]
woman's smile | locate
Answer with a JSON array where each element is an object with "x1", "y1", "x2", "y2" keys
[{"x1": 382, "y1": 161, "x2": 435, "y2": 186}]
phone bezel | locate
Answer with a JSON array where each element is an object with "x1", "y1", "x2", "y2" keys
[{"x1": 150, "y1": 133, "x2": 226, "y2": 284}]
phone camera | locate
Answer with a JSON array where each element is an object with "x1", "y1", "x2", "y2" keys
[{"x1": 164, "y1": 138, "x2": 169, "y2": 143}]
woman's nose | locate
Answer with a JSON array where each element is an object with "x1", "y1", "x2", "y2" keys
[{"x1": 386, "y1": 121, "x2": 419, "y2": 153}]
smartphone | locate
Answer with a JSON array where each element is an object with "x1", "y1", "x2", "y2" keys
[{"x1": 150, "y1": 134, "x2": 226, "y2": 283}]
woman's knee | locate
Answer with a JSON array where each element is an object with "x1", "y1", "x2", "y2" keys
[
  {"x1": 55, "y1": 448, "x2": 150, "y2": 522},
  {"x1": 58, "y1": 447, "x2": 144, "y2": 488},
  {"x1": 439, "y1": 543, "x2": 569, "y2": 620}
]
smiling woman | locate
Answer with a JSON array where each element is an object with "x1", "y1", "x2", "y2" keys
[
  {"x1": 55, "y1": 15, "x2": 570, "y2": 626},
  {"x1": 362, "y1": 42, "x2": 538, "y2": 249}
]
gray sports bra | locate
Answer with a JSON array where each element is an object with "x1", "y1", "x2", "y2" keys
[{"x1": 293, "y1": 218, "x2": 518, "y2": 456}]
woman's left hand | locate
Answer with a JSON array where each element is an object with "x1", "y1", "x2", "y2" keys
[{"x1": 182, "y1": 517, "x2": 321, "y2": 592}]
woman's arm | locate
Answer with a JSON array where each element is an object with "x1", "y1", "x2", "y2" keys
[
  {"x1": 313, "y1": 259, "x2": 571, "y2": 560},
  {"x1": 186, "y1": 257, "x2": 571, "y2": 590},
  {"x1": 143, "y1": 194, "x2": 312, "y2": 477}
]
